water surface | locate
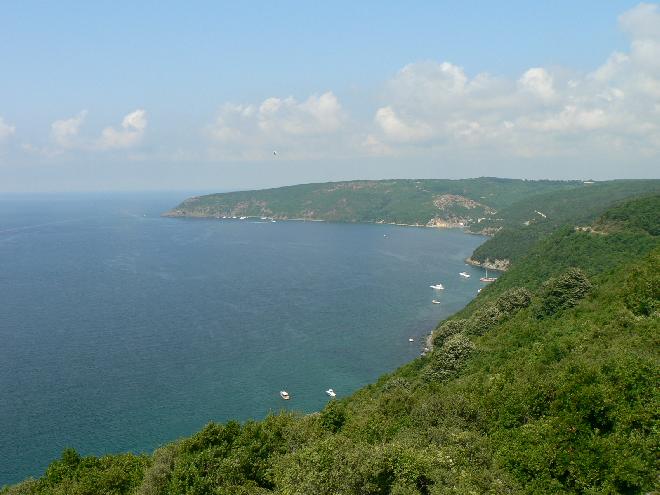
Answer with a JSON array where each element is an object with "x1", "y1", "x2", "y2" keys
[{"x1": 0, "y1": 193, "x2": 485, "y2": 484}]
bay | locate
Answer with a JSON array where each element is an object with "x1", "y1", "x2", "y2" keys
[{"x1": 0, "y1": 192, "x2": 485, "y2": 484}]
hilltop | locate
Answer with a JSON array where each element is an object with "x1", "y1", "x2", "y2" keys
[{"x1": 4, "y1": 193, "x2": 658, "y2": 494}]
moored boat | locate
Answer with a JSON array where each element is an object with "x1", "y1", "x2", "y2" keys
[{"x1": 479, "y1": 268, "x2": 497, "y2": 282}]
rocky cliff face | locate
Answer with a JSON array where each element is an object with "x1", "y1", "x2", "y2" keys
[{"x1": 465, "y1": 257, "x2": 510, "y2": 271}]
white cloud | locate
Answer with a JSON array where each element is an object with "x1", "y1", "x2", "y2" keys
[
  {"x1": 374, "y1": 106, "x2": 433, "y2": 143},
  {"x1": 207, "y1": 91, "x2": 346, "y2": 159},
  {"x1": 619, "y1": 3, "x2": 660, "y2": 41},
  {"x1": 97, "y1": 109, "x2": 147, "y2": 150},
  {"x1": 51, "y1": 110, "x2": 87, "y2": 148},
  {"x1": 518, "y1": 68, "x2": 556, "y2": 100},
  {"x1": 365, "y1": 3, "x2": 660, "y2": 159},
  {"x1": 45, "y1": 109, "x2": 147, "y2": 153},
  {"x1": 0, "y1": 117, "x2": 16, "y2": 140}
]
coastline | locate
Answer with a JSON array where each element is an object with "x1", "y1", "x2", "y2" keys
[{"x1": 161, "y1": 210, "x2": 493, "y2": 234}]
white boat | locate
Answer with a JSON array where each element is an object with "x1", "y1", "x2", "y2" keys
[
  {"x1": 459, "y1": 271, "x2": 471, "y2": 278},
  {"x1": 280, "y1": 390, "x2": 290, "y2": 400},
  {"x1": 429, "y1": 284, "x2": 445, "y2": 290},
  {"x1": 479, "y1": 268, "x2": 497, "y2": 283},
  {"x1": 326, "y1": 388, "x2": 336, "y2": 397},
  {"x1": 240, "y1": 216, "x2": 247, "y2": 220},
  {"x1": 408, "y1": 338, "x2": 415, "y2": 342},
  {"x1": 432, "y1": 299, "x2": 441, "y2": 304}
]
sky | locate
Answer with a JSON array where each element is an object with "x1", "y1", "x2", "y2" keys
[{"x1": 0, "y1": 1, "x2": 659, "y2": 192}]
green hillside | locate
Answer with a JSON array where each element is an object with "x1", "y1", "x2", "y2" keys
[
  {"x1": 4, "y1": 195, "x2": 658, "y2": 494},
  {"x1": 470, "y1": 180, "x2": 660, "y2": 267},
  {"x1": 163, "y1": 178, "x2": 582, "y2": 228}
]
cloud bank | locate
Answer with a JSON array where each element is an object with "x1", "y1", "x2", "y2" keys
[
  {"x1": 365, "y1": 2, "x2": 660, "y2": 159},
  {"x1": 207, "y1": 92, "x2": 347, "y2": 159},
  {"x1": 47, "y1": 109, "x2": 148, "y2": 153}
]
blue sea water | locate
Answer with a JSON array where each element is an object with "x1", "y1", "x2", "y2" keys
[{"x1": 0, "y1": 192, "x2": 486, "y2": 485}]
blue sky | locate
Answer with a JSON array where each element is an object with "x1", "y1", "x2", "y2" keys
[{"x1": 0, "y1": 1, "x2": 658, "y2": 191}]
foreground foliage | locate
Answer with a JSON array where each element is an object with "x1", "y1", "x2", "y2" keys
[{"x1": 3, "y1": 196, "x2": 658, "y2": 494}]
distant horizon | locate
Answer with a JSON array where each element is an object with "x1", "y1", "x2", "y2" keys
[
  {"x1": 2, "y1": 175, "x2": 659, "y2": 195},
  {"x1": 7, "y1": 174, "x2": 660, "y2": 196}
]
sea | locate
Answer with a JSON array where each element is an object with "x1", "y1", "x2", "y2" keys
[{"x1": 0, "y1": 192, "x2": 486, "y2": 485}]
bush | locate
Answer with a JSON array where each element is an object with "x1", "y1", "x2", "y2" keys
[
  {"x1": 469, "y1": 305, "x2": 505, "y2": 336},
  {"x1": 495, "y1": 287, "x2": 532, "y2": 314},
  {"x1": 537, "y1": 267, "x2": 592, "y2": 318},
  {"x1": 623, "y1": 252, "x2": 659, "y2": 317},
  {"x1": 424, "y1": 334, "x2": 475, "y2": 382},
  {"x1": 135, "y1": 443, "x2": 180, "y2": 495},
  {"x1": 320, "y1": 400, "x2": 347, "y2": 433},
  {"x1": 432, "y1": 319, "x2": 469, "y2": 347},
  {"x1": 466, "y1": 288, "x2": 532, "y2": 337}
]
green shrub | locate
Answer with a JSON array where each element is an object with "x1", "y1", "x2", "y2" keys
[
  {"x1": 424, "y1": 334, "x2": 475, "y2": 382},
  {"x1": 495, "y1": 287, "x2": 532, "y2": 313},
  {"x1": 467, "y1": 288, "x2": 532, "y2": 336},
  {"x1": 432, "y1": 319, "x2": 469, "y2": 347},
  {"x1": 135, "y1": 443, "x2": 180, "y2": 495},
  {"x1": 537, "y1": 267, "x2": 592, "y2": 318},
  {"x1": 320, "y1": 400, "x2": 347, "y2": 433},
  {"x1": 622, "y1": 251, "x2": 659, "y2": 317},
  {"x1": 469, "y1": 305, "x2": 505, "y2": 336}
]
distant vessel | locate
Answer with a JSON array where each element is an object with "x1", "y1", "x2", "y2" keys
[
  {"x1": 326, "y1": 388, "x2": 336, "y2": 397},
  {"x1": 408, "y1": 338, "x2": 415, "y2": 342},
  {"x1": 432, "y1": 299, "x2": 441, "y2": 304},
  {"x1": 240, "y1": 216, "x2": 247, "y2": 220},
  {"x1": 280, "y1": 390, "x2": 290, "y2": 400},
  {"x1": 429, "y1": 284, "x2": 444, "y2": 290},
  {"x1": 459, "y1": 271, "x2": 470, "y2": 278},
  {"x1": 479, "y1": 268, "x2": 497, "y2": 283}
]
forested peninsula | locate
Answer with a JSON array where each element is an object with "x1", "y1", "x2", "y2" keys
[
  {"x1": 4, "y1": 187, "x2": 659, "y2": 495},
  {"x1": 164, "y1": 178, "x2": 659, "y2": 269}
]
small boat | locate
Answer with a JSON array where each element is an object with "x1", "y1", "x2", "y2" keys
[
  {"x1": 408, "y1": 338, "x2": 415, "y2": 342},
  {"x1": 459, "y1": 272, "x2": 470, "y2": 278},
  {"x1": 479, "y1": 268, "x2": 497, "y2": 283},
  {"x1": 429, "y1": 284, "x2": 445, "y2": 290},
  {"x1": 280, "y1": 390, "x2": 290, "y2": 400},
  {"x1": 432, "y1": 299, "x2": 441, "y2": 304},
  {"x1": 326, "y1": 388, "x2": 336, "y2": 397},
  {"x1": 240, "y1": 216, "x2": 247, "y2": 220}
]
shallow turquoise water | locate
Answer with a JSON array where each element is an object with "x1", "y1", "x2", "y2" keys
[{"x1": 0, "y1": 193, "x2": 485, "y2": 484}]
